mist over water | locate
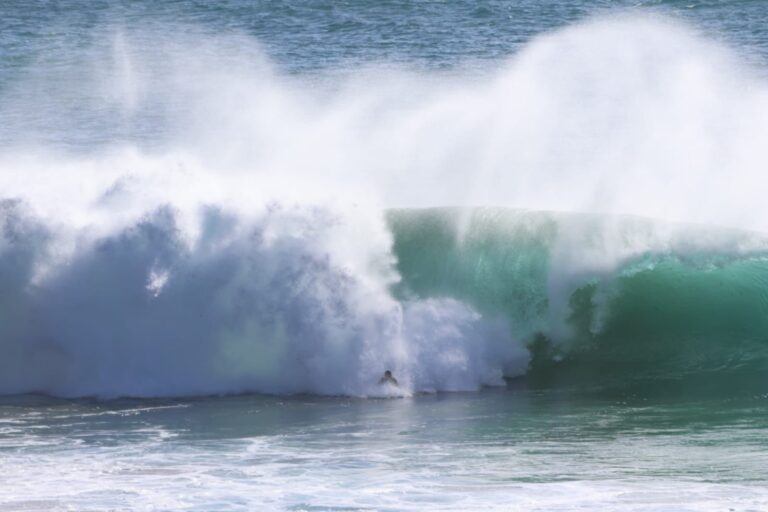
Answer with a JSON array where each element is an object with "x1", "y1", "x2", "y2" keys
[
  {"x1": 2, "y1": 8, "x2": 768, "y2": 397},
  {"x1": 5, "y1": 3, "x2": 768, "y2": 511}
]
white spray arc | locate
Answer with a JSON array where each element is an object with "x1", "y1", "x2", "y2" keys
[{"x1": 0, "y1": 14, "x2": 766, "y2": 397}]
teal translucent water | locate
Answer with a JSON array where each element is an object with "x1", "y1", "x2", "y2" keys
[
  {"x1": 3, "y1": 1, "x2": 768, "y2": 510},
  {"x1": 389, "y1": 208, "x2": 768, "y2": 397}
]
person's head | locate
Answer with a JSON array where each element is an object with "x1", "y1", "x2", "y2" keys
[{"x1": 384, "y1": 370, "x2": 392, "y2": 377}]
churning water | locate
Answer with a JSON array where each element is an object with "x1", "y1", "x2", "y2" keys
[{"x1": 2, "y1": 1, "x2": 768, "y2": 510}]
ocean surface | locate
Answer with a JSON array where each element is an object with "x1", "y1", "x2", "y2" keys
[{"x1": 2, "y1": 0, "x2": 768, "y2": 510}]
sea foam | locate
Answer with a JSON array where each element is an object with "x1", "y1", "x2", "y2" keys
[{"x1": 1, "y1": 15, "x2": 767, "y2": 397}]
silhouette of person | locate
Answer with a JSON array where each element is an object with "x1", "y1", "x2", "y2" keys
[{"x1": 379, "y1": 370, "x2": 399, "y2": 386}]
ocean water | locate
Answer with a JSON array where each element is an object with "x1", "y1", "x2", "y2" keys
[
  {"x1": 2, "y1": 0, "x2": 768, "y2": 510},
  {"x1": 3, "y1": 391, "x2": 768, "y2": 511}
]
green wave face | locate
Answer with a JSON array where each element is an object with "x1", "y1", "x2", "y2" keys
[{"x1": 388, "y1": 208, "x2": 768, "y2": 397}]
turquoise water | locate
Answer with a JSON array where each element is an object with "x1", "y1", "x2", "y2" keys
[
  {"x1": 389, "y1": 208, "x2": 768, "y2": 398},
  {"x1": 3, "y1": 0, "x2": 768, "y2": 510}
]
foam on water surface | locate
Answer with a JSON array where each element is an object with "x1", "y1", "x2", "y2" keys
[{"x1": 2, "y1": 393, "x2": 768, "y2": 511}]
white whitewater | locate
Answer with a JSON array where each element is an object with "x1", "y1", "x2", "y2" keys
[{"x1": 1, "y1": 15, "x2": 768, "y2": 397}]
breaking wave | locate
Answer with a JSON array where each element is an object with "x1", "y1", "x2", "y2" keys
[
  {"x1": 391, "y1": 208, "x2": 768, "y2": 395},
  {"x1": 0, "y1": 200, "x2": 526, "y2": 397},
  {"x1": 2, "y1": 14, "x2": 768, "y2": 397}
]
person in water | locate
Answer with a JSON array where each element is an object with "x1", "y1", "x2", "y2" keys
[{"x1": 379, "y1": 370, "x2": 399, "y2": 386}]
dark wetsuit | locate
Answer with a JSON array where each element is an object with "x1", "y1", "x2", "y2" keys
[{"x1": 379, "y1": 373, "x2": 399, "y2": 386}]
